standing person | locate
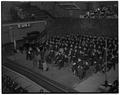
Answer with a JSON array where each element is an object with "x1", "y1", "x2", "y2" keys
[
  {"x1": 39, "y1": 60, "x2": 43, "y2": 71},
  {"x1": 58, "y1": 59, "x2": 64, "y2": 70},
  {"x1": 33, "y1": 52, "x2": 41, "y2": 68},
  {"x1": 42, "y1": 60, "x2": 48, "y2": 71},
  {"x1": 77, "y1": 65, "x2": 82, "y2": 79},
  {"x1": 26, "y1": 47, "x2": 32, "y2": 60},
  {"x1": 72, "y1": 62, "x2": 78, "y2": 76}
]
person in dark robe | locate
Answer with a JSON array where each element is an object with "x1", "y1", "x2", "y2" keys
[
  {"x1": 26, "y1": 47, "x2": 32, "y2": 60},
  {"x1": 58, "y1": 59, "x2": 64, "y2": 70}
]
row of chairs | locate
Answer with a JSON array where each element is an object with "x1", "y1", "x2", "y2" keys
[
  {"x1": 43, "y1": 34, "x2": 118, "y2": 79},
  {"x1": 19, "y1": 34, "x2": 118, "y2": 80}
]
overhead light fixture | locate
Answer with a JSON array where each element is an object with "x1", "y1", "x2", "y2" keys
[{"x1": 56, "y1": 2, "x2": 80, "y2": 10}]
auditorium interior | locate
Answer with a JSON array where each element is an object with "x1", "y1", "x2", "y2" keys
[{"x1": 2, "y1": 1, "x2": 118, "y2": 93}]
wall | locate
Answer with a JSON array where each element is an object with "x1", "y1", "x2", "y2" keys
[
  {"x1": 1, "y1": 2, "x2": 56, "y2": 23},
  {"x1": 31, "y1": 2, "x2": 55, "y2": 15},
  {"x1": 2, "y1": 21, "x2": 47, "y2": 44},
  {"x1": 1, "y1": 2, "x2": 23, "y2": 23},
  {"x1": 2, "y1": 1, "x2": 118, "y2": 22},
  {"x1": 31, "y1": 2, "x2": 70, "y2": 17},
  {"x1": 62, "y1": 1, "x2": 118, "y2": 18},
  {"x1": 2, "y1": 2, "x2": 118, "y2": 44},
  {"x1": 1, "y1": 2, "x2": 69, "y2": 23},
  {"x1": 47, "y1": 18, "x2": 118, "y2": 38}
]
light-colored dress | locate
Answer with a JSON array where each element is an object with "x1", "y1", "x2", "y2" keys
[
  {"x1": 33, "y1": 54, "x2": 41, "y2": 68},
  {"x1": 43, "y1": 62, "x2": 48, "y2": 71}
]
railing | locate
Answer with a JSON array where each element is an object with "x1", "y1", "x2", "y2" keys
[
  {"x1": 3, "y1": 58, "x2": 77, "y2": 93},
  {"x1": 2, "y1": 20, "x2": 47, "y2": 27}
]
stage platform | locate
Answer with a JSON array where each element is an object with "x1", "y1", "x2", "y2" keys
[
  {"x1": 7, "y1": 52, "x2": 80, "y2": 89},
  {"x1": 6, "y1": 52, "x2": 118, "y2": 92},
  {"x1": 74, "y1": 65, "x2": 118, "y2": 92}
]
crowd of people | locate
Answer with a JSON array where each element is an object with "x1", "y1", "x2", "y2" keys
[
  {"x1": 2, "y1": 74, "x2": 28, "y2": 93},
  {"x1": 19, "y1": 33, "x2": 118, "y2": 80},
  {"x1": 84, "y1": 4, "x2": 118, "y2": 19}
]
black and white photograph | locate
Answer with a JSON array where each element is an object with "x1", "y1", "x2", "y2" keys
[{"x1": 1, "y1": 1, "x2": 118, "y2": 93}]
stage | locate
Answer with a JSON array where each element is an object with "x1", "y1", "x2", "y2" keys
[{"x1": 6, "y1": 52, "x2": 118, "y2": 92}]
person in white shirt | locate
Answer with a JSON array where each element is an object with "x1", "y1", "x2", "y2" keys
[
  {"x1": 33, "y1": 52, "x2": 41, "y2": 68},
  {"x1": 42, "y1": 61, "x2": 48, "y2": 71}
]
